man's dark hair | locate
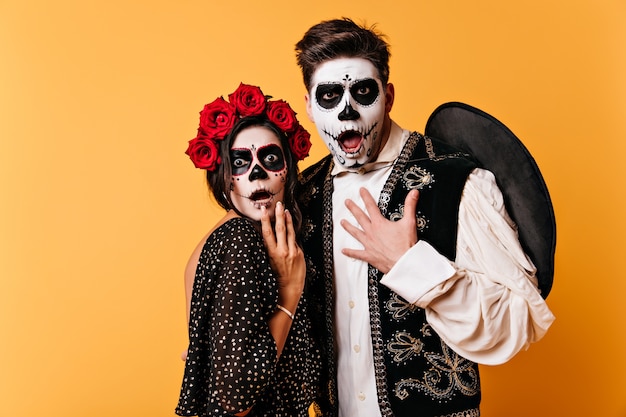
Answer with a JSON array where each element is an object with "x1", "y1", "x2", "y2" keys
[{"x1": 295, "y1": 17, "x2": 391, "y2": 92}]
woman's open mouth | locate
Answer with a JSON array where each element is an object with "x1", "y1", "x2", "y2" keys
[{"x1": 248, "y1": 190, "x2": 274, "y2": 208}]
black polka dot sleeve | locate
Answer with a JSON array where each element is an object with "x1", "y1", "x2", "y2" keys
[{"x1": 176, "y1": 218, "x2": 278, "y2": 416}]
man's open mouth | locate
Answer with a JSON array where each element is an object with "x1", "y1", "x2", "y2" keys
[{"x1": 338, "y1": 130, "x2": 364, "y2": 154}]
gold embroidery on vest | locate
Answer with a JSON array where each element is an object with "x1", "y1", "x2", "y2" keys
[
  {"x1": 386, "y1": 293, "x2": 419, "y2": 320},
  {"x1": 394, "y1": 342, "x2": 479, "y2": 400},
  {"x1": 403, "y1": 166, "x2": 435, "y2": 190},
  {"x1": 388, "y1": 331, "x2": 425, "y2": 363},
  {"x1": 388, "y1": 204, "x2": 429, "y2": 233}
]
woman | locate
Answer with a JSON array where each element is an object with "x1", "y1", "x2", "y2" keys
[{"x1": 175, "y1": 83, "x2": 323, "y2": 417}]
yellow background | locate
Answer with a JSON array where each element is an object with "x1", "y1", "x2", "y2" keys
[{"x1": 1, "y1": 0, "x2": 625, "y2": 416}]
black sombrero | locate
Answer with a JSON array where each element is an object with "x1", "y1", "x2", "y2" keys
[{"x1": 425, "y1": 102, "x2": 555, "y2": 298}]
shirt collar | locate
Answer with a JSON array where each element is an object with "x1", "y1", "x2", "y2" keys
[{"x1": 331, "y1": 121, "x2": 410, "y2": 176}]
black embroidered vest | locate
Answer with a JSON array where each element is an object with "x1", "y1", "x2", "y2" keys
[{"x1": 298, "y1": 133, "x2": 481, "y2": 417}]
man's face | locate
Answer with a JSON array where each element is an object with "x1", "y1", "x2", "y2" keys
[
  {"x1": 229, "y1": 126, "x2": 287, "y2": 220},
  {"x1": 306, "y1": 57, "x2": 393, "y2": 168}
]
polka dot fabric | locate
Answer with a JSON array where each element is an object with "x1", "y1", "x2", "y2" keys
[{"x1": 175, "y1": 217, "x2": 323, "y2": 416}]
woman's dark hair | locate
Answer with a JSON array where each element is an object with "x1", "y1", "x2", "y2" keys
[
  {"x1": 206, "y1": 116, "x2": 303, "y2": 236},
  {"x1": 295, "y1": 17, "x2": 391, "y2": 92}
]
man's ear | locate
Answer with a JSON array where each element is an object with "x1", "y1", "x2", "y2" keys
[
  {"x1": 385, "y1": 83, "x2": 395, "y2": 113},
  {"x1": 305, "y1": 93, "x2": 315, "y2": 123}
]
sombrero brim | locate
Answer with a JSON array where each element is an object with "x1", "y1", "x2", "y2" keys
[{"x1": 425, "y1": 102, "x2": 555, "y2": 298}]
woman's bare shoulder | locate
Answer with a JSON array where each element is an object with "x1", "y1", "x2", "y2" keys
[{"x1": 184, "y1": 211, "x2": 240, "y2": 277}]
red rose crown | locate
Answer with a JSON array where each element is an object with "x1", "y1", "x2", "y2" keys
[{"x1": 185, "y1": 83, "x2": 312, "y2": 171}]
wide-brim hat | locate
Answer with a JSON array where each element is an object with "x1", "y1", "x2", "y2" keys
[{"x1": 425, "y1": 102, "x2": 555, "y2": 298}]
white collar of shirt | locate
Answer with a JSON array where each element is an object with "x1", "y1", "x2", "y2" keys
[{"x1": 330, "y1": 121, "x2": 410, "y2": 177}]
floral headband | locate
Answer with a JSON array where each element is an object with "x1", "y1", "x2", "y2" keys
[{"x1": 185, "y1": 83, "x2": 312, "y2": 171}]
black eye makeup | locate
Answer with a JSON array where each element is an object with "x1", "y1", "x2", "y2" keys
[
  {"x1": 315, "y1": 83, "x2": 344, "y2": 110},
  {"x1": 230, "y1": 149, "x2": 253, "y2": 175},
  {"x1": 350, "y1": 79, "x2": 379, "y2": 106},
  {"x1": 230, "y1": 144, "x2": 285, "y2": 176},
  {"x1": 257, "y1": 144, "x2": 285, "y2": 172}
]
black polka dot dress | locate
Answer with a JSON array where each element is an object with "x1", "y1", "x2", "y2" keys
[{"x1": 176, "y1": 217, "x2": 323, "y2": 417}]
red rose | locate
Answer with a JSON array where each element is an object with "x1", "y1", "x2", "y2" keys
[
  {"x1": 266, "y1": 100, "x2": 298, "y2": 133},
  {"x1": 185, "y1": 136, "x2": 222, "y2": 171},
  {"x1": 198, "y1": 97, "x2": 237, "y2": 139},
  {"x1": 228, "y1": 83, "x2": 266, "y2": 117},
  {"x1": 288, "y1": 124, "x2": 312, "y2": 161}
]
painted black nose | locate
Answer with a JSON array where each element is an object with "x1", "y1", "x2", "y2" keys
[
  {"x1": 248, "y1": 164, "x2": 268, "y2": 181},
  {"x1": 338, "y1": 103, "x2": 360, "y2": 121}
]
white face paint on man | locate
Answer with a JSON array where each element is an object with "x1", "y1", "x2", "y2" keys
[
  {"x1": 306, "y1": 57, "x2": 393, "y2": 169},
  {"x1": 229, "y1": 126, "x2": 287, "y2": 220}
]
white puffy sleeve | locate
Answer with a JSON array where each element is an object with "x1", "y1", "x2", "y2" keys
[{"x1": 380, "y1": 168, "x2": 555, "y2": 365}]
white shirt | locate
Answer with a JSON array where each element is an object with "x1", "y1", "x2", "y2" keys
[{"x1": 331, "y1": 122, "x2": 555, "y2": 417}]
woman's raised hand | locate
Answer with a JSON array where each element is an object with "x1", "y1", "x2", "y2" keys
[{"x1": 261, "y1": 203, "x2": 305, "y2": 302}]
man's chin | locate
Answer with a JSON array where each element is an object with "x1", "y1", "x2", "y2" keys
[{"x1": 339, "y1": 156, "x2": 368, "y2": 169}]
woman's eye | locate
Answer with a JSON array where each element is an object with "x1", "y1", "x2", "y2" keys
[
  {"x1": 233, "y1": 158, "x2": 246, "y2": 167},
  {"x1": 264, "y1": 154, "x2": 277, "y2": 163}
]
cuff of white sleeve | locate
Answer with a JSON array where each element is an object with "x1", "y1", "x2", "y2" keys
[{"x1": 380, "y1": 240, "x2": 456, "y2": 304}]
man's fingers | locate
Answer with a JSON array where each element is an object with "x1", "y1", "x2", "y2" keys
[
  {"x1": 341, "y1": 247, "x2": 368, "y2": 263},
  {"x1": 340, "y1": 218, "x2": 366, "y2": 242},
  {"x1": 402, "y1": 190, "x2": 419, "y2": 220},
  {"x1": 359, "y1": 187, "x2": 381, "y2": 219},
  {"x1": 345, "y1": 198, "x2": 371, "y2": 228}
]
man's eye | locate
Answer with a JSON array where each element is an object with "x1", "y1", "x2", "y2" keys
[
  {"x1": 350, "y1": 79, "x2": 379, "y2": 106},
  {"x1": 315, "y1": 84, "x2": 344, "y2": 110}
]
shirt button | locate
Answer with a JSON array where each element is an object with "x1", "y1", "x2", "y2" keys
[
  {"x1": 358, "y1": 392, "x2": 366, "y2": 401},
  {"x1": 348, "y1": 300, "x2": 355, "y2": 309},
  {"x1": 353, "y1": 344, "x2": 360, "y2": 353}
]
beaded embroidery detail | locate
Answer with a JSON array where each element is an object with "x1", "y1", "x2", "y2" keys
[
  {"x1": 403, "y1": 166, "x2": 435, "y2": 190},
  {"x1": 387, "y1": 331, "x2": 425, "y2": 362},
  {"x1": 394, "y1": 342, "x2": 479, "y2": 401},
  {"x1": 386, "y1": 293, "x2": 419, "y2": 321}
]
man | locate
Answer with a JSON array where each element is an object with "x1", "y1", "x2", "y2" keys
[{"x1": 266, "y1": 18, "x2": 555, "y2": 417}]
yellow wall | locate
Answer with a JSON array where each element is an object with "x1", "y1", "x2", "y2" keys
[{"x1": 1, "y1": 1, "x2": 625, "y2": 416}]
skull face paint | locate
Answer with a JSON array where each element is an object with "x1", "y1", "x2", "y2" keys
[
  {"x1": 229, "y1": 126, "x2": 287, "y2": 220},
  {"x1": 307, "y1": 57, "x2": 389, "y2": 168}
]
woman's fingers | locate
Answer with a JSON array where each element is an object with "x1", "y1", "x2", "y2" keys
[
  {"x1": 260, "y1": 206, "x2": 276, "y2": 250},
  {"x1": 273, "y1": 202, "x2": 287, "y2": 251},
  {"x1": 284, "y1": 209, "x2": 298, "y2": 253}
]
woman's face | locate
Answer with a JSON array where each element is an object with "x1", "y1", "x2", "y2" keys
[{"x1": 229, "y1": 125, "x2": 287, "y2": 220}]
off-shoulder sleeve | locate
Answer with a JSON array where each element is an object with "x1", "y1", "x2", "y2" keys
[{"x1": 177, "y1": 219, "x2": 278, "y2": 416}]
